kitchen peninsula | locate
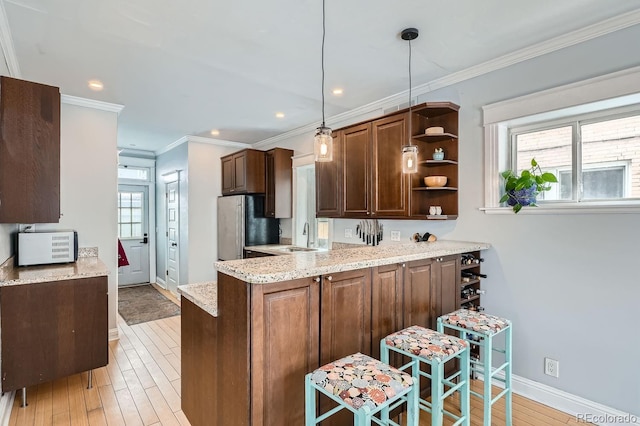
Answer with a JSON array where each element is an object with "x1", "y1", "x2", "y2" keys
[{"x1": 180, "y1": 240, "x2": 490, "y2": 426}]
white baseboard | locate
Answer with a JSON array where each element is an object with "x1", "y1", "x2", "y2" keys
[
  {"x1": 0, "y1": 391, "x2": 15, "y2": 426},
  {"x1": 481, "y1": 372, "x2": 639, "y2": 425},
  {"x1": 108, "y1": 328, "x2": 119, "y2": 341}
]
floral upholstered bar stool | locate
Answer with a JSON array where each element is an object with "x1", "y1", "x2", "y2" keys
[
  {"x1": 381, "y1": 326, "x2": 471, "y2": 426},
  {"x1": 305, "y1": 352, "x2": 419, "y2": 426},
  {"x1": 437, "y1": 309, "x2": 512, "y2": 426}
]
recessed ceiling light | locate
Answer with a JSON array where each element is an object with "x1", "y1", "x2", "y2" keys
[
  {"x1": 210, "y1": 129, "x2": 220, "y2": 136},
  {"x1": 332, "y1": 88, "x2": 343, "y2": 95},
  {"x1": 88, "y1": 80, "x2": 104, "y2": 91},
  {"x1": 275, "y1": 112, "x2": 285, "y2": 118}
]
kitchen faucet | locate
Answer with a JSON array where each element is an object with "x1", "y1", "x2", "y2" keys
[{"x1": 302, "y1": 222, "x2": 310, "y2": 248}]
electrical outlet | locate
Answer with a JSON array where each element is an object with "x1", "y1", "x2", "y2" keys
[
  {"x1": 390, "y1": 230, "x2": 401, "y2": 241},
  {"x1": 344, "y1": 228, "x2": 353, "y2": 238},
  {"x1": 544, "y1": 357, "x2": 559, "y2": 378}
]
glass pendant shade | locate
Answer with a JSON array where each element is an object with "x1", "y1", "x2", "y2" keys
[
  {"x1": 314, "y1": 126, "x2": 333, "y2": 162},
  {"x1": 402, "y1": 145, "x2": 418, "y2": 173}
]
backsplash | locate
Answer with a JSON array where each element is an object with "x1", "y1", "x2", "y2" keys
[{"x1": 78, "y1": 247, "x2": 99, "y2": 258}]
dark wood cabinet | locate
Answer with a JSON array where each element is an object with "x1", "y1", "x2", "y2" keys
[
  {"x1": 221, "y1": 149, "x2": 266, "y2": 195},
  {"x1": 264, "y1": 148, "x2": 293, "y2": 218},
  {"x1": 410, "y1": 102, "x2": 460, "y2": 219},
  {"x1": 342, "y1": 123, "x2": 372, "y2": 217},
  {"x1": 372, "y1": 113, "x2": 410, "y2": 217},
  {"x1": 0, "y1": 276, "x2": 108, "y2": 392},
  {"x1": 371, "y1": 263, "x2": 403, "y2": 359},
  {"x1": 0, "y1": 76, "x2": 61, "y2": 223},
  {"x1": 316, "y1": 131, "x2": 342, "y2": 217},
  {"x1": 433, "y1": 255, "x2": 461, "y2": 325}
]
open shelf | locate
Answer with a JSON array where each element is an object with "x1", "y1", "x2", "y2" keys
[
  {"x1": 420, "y1": 160, "x2": 458, "y2": 166},
  {"x1": 460, "y1": 295, "x2": 480, "y2": 304},
  {"x1": 461, "y1": 263, "x2": 480, "y2": 271},
  {"x1": 412, "y1": 133, "x2": 458, "y2": 143},
  {"x1": 461, "y1": 278, "x2": 480, "y2": 287},
  {"x1": 412, "y1": 187, "x2": 458, "y2": 191}
]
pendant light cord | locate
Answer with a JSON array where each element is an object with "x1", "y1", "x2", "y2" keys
[
  {"x1": 408, "y1": 37, "x2": 413, "y2": 146},
  {"x1": 321, "y1": 0, "x2": 327, "y2": 127}
]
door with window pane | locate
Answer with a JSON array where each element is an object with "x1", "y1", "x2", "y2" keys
[{"x1": 117, "y1": 185, "x2": 150, "y2": 286}]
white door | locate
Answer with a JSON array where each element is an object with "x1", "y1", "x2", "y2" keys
[
  {"x1": 166, "y1": 180, "x2": 180, "y2": 294},
  {"x1": 118, "y1": 185, "x2": 150, "y2": 286}
]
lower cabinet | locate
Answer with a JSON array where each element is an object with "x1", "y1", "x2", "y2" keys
[{"x1": 0, "y1": 276, "x2": 108, "y2": 392}]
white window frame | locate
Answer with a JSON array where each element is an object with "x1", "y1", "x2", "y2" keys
[{"x1": 482, "y1": 65, "x2": 640, "y2": 214}]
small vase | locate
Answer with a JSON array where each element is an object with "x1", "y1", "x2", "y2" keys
[
  {"x1": 506, "y1": 187, "x2": 537, "y2": 206},
  {"x1": 432, "y1": 151, "x2": 444, "y2": 161}
]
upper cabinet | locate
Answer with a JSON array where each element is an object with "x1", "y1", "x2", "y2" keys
[
  {"x1": 265, "y1": 148, "x2": 293, "y2": 218},
  {"x1": 0, "y1": 76, "x2": 61, "y2": 223},
  {"x1": 221, "y1": 149, "x2": 266, "y2": 195},
  {"x1": 316, "y1": 102, "x2": 458, "y2": 220}
]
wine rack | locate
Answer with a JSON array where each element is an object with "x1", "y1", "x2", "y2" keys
[{"x1": 460, "y1": 251, "x2": 485, "y2": 360}]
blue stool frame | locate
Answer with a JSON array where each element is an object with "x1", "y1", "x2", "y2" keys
[
  {"x1": 437, "y1": 315, "x2": 512, "y2": 426},
  {"x1": 305, "y1": 368, "x2": 418, "y2": 426},
  {"x1": 380, "y1": 334, "x2": 470, "y2": 426}
]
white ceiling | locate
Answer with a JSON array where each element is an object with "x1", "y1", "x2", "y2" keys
[{"x1": 3, "y1": 0, "x2": 640, "y2": 152}]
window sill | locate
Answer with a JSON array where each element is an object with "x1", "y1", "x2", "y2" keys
[{"x1": 481, "y1": 202, "x2": 640, "y2": 215}]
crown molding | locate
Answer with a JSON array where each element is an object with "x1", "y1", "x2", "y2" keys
[
  {"x1": 155, "y1": 135, "x2": 250, "y2": 156},
  {"x1": 61, "y1": 94, "x2": 124, "y2": 114},
  {"x1": 253, "y1": 9, "x2": 640, "y2": 147},
  {"x1": 0, "y1": 0, "x2": 20, "y2": 77}
]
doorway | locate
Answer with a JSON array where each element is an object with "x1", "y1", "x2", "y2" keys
[
  {"x1": 165, "y1": 179, "x2": 180, "y2": 294},
  {"x1": 117, "y1": 185, "x2": 150, "y2": 286}
]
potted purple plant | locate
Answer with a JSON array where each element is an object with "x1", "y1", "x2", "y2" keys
[{"x1": 500, "y1": 158, "x2": 558, "y2": 213}]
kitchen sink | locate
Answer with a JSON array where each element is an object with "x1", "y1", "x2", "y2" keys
[{"x1": 283, "y1": 246, "x2": 318, "y2": 252}]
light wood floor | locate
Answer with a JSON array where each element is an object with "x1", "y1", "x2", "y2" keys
[{"x1": 8, "y1": 311, "x2": 587, "y2": 425}]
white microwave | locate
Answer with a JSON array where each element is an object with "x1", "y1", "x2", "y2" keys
[{"x1": 17, "y1": 231, "x2": 78, "y2": 266}]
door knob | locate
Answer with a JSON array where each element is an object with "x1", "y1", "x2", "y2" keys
[
  {"x1": 143, "y1": 233, "x2": 148, "y2": 244},
  {"x1": 171, "y1": 242, "x2": 177, "y2": 247}
]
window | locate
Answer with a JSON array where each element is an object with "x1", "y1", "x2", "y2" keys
[
  {"x1": 118, "y1": 166, "x2": 149, "y2": 181},
  {"x1": 511, "y1": 113, "x2": 639, "y2": 203},
  {"x1": 118, "y1": 191, "x2": 144, "y2": 238},
  {"x1": 482, "y1": 67, "x2": 640, "y2": 213}
]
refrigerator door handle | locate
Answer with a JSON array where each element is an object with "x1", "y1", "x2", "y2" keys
[{"x1": 236, "y1": 203, "x2": 243, "y2": 259}]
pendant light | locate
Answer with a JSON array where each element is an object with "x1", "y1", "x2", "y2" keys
[
  {"x1": 314, "y1": 0, "x2": 333, "y2": 162},
  {"x1": 401, "y1": 28, "x2": 419, "y2": 174}
]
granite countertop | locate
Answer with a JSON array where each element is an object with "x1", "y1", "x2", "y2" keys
[
  {"x1": 245, "y1": 244, "x2": 328, "y2": 256},
  {"x1": 178, "y1": 282, "x2": 218, "y2": 317},
  {"x1": 216, "y1": 240, "x2": 490, "y2": 284},
  {"x1": 0, "y1": 256, "x2": 109, "y2": 287}
]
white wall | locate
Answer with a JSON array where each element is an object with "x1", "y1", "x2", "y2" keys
[
  {"x1": 254, "y1": 26, "x2": 640, "y2": 415},
  {"x1": 187, "y1": 142, "x2": 231, "y2": 282},
  {"x1": 0, "y1": 224, "x2": 17, "y2": 265}
]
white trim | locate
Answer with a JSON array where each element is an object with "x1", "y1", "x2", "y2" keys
[
  {"x1": 61, "y1": 95, "x2": 124, "y2": 114},
  {"x1": 253, "y1": 10, "x2": 640, "y2": 148},
  {"x1": 481, "y1": 204, "x2": 640, "y2": 215},
  {"x1": 117, "y1": 149, "x2": 155, "y2": 160},
  {"x1": 155, "y1": 135, "x2": 250, "y2": 156},
  {"x1": 481, "y1": 372, "x2": 639, "y2": 425},
  {"x1": 155, "y1": 276, "x2": 167, "y2": 288},
  {"x1": 108, "y1": 327, "x2": 119, "y2": 341},
  {"x1": 0, "y1": 390, "x2": 15, "y2": 426},
  {"x1": 0, "y1": 0, "x2": 20, "y2": 78},
  {"x1": 118, "y1": 156, "x2": 155, "y2": 168}
]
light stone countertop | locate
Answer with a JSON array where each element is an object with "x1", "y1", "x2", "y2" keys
[
  {"x1": 0, "y1": 256, "x2": 109, "y2": 287},
  {"x1": 177, "y1": 282, "x2": 218, "y2": 317},
  {"x1": 216, "y1": 240, "x2": 490, "y2": 284},
  {"x1": 245, "y1": 244, "x2": 329, "y2": 256}
]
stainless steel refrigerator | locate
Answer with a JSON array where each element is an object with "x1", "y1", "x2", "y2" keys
[{"x1": 217, "y1": 195, "x2": 280, "y2": 260}]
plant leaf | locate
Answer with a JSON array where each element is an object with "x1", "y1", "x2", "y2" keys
[
  {"x1": 501, "y1": 170, "x2": 512, "y2": 179},
  {"x1": 499, "y1": 194, "x2": 509, "y2": 203},
  {"x1": 531, "y1": 158, "x2": 538, "y2": 167},
  {"x1": 521, "y1": 170, "x2": 531, "y2": 179},
  {"x1": 514, "y1": 203, "x2": 522, "y2": 213},
  {"x1": 541, "y1": 172, "x2": 558, "y2": 183}
]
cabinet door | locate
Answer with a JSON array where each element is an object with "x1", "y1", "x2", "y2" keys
[
  {"x1": 320, "y1": 269, "x2": 371, "y2": 426},
  {"x1": 251, "y1": 278, "x2": 319, "y2": 426},
  {"x1": 233, "y1": 152, "x2": 248, "y2": 192},
  {"x1": 371, "y1": 263, "x2": 403, "y2": 359},
  {"x1": 221, "y1": 155, "x2": 234, "y2": 194},
  {"x1": 371, "y1": 113, "x2": 409, "y2": 217},
  {"x1": 433, "y1": 255, "x2": 461, "y2": 319},
  {"x1": 342, "y1": 123, "x2": 371, "y2": 217},
  {"x1": 403, "y1": 258, "x2": 435, "y2": 329},
  {"x1": 0, "y1": 277, "x2": 108, "y2": 392},
  {"x1": 264, "y1": 150, "x2": 276, "y2": 216},
  {"x1": 0, "y1": 76, "x2": 61, "y2": 223},
  {"x1": 316, "y1": 131, "x2": 342, "y2": 217}
]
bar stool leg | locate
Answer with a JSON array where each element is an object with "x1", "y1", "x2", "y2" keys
[
  {"x1": 87, "y1": 370, "x2": 93, "y2": 389},
  {"x1": 20, "y1": 387, "x2": 27, "y2": 408},
  {"x1": 405, "y1": 379, "x2": 418, "y2": 426},
  {"x1": 431, "y1": 362, "x2": 443, "y2": 426},
  {"x1": 305, "y1": 375, "x2": 316, "y2": 426},
  {"x1": 505, "y1": 326, "x2": 513, "y2": 426},
  {"x1": 461, "y1": 348, "x2": 470, "y2": 426},
  {"x1": 483, "y1": 334, "x2": 493, "y2": 426}
]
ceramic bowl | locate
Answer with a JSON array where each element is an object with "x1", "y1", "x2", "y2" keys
[{"x1": 424, "y1": 176, "x2": 447, "y2": 187}]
